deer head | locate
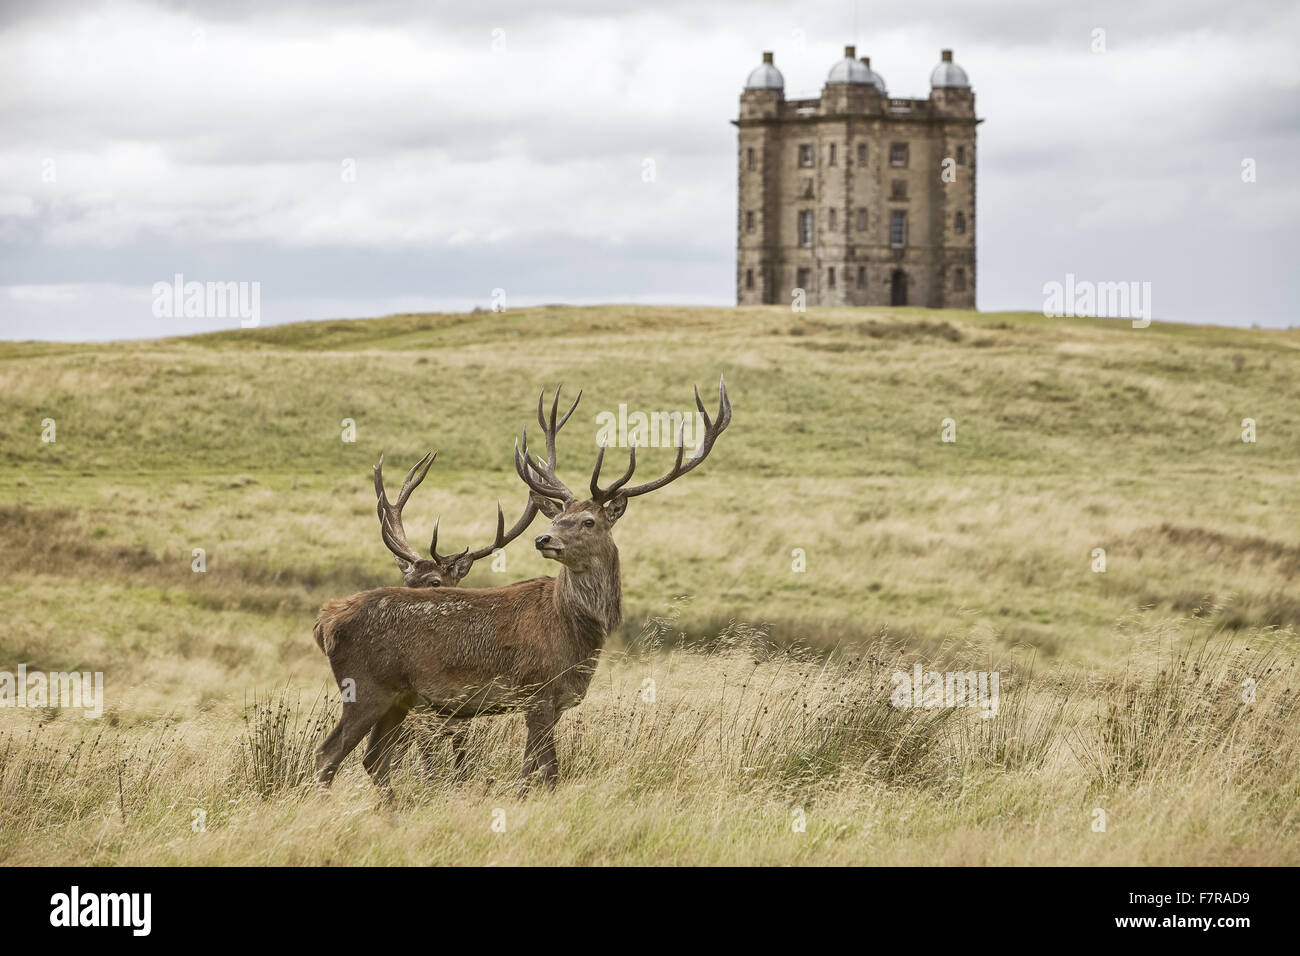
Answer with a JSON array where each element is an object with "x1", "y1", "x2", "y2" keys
[
  {"x1": 373, "y1": 451, "x2": 540, "y2": 588},
  {"x1": 514, "y1": 378, "x2": 732, "y2": 571}
]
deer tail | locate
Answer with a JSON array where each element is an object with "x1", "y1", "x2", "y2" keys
[{"x1": 314, "y1": 595, "x2": 364, "y2": 657}]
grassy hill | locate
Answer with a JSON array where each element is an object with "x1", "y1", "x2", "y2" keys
[
  {"x1": 3, "y1": 306, "x2": 1298, "y2": 668},
  {"x1": 1, "y1": 305, "x2": 1297, "y2": 864}
]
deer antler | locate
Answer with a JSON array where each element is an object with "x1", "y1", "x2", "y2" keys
[
  {"x1": 461, "y1": 496, "x2": 540, "y2": 563},
  {"x1": 374, "y1": 451, "x2": 437, "y2": 568},
  {"x1": 378, "y1": 450, "x2": 541, "y2": 573},
  {"x1": 427, "y1": 516, "x2": 468, "y2": 565},
  {"x1": 590, "y1": 376, "x2": 732, "y2": 503},
  {"x1": 514, "y1": 385, "x2": 582, "y2": 503}
]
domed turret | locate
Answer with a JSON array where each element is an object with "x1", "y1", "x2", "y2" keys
[
  {"x1": 858, "y1": 56, "x2": 887, "y2": 93},
  {"x1": 929, "y1": 49, "x2": 969, "y2": 88},
  {"x1": 827, "y1": 45, "x2": 874, "y2": 84},
  {"x1": 745, "y1": 51, "x2": 784, "y2": 90}
]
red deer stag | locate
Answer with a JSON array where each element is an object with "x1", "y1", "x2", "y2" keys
[
  {"x1": 370, "y1": 449, "x2": 544, "y2": 778},
  {"x1": 313, "y1": 379, "x2": 731, "y2": 796}
]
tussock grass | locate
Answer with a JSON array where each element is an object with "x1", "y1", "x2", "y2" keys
[
  {"x1": 1072, "y1": 636, "x2": 1298, "y2": 791},
  {"x1": 239, "y1": 690, "x2": 335, "y2": 799}
]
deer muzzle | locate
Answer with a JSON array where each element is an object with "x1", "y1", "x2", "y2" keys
[{"x1": 534, "y1": 533, "x2": 564, "y2": 558}]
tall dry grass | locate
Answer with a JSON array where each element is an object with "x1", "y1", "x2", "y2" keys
[{"x1": 1, "y1": 620, "x2": 1294, "y2": 864}]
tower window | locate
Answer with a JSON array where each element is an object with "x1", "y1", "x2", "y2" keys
[
  {"x1": 828, "y1": 267, "x2": 836, "y2": 289},
  {"x1": 801, "y1": 178, "x2": 814, "y2": 199},
  {"x1": 828, "y1": 143, "x2": 837, "y2": 166},
  {"x1": 856, "y1": 265, "x2": 866, "y2": 289},
  {"x1": 798, "y1": 210, "x2": 813, "y2": 247},
  {"x1": 956, "y1": 146, "x2": 965, "y2": 165},
  {"x1": 828, "y1": 208, "x2": 837, "y2": 231},
  {"x1": 746, "y1": 210, "x2": 755, "y2": 232},
  {"x1": 954, "y1": 267, "x2": 967, "y2": 292},
  {"x1": 798, "y1": 144, "x2": 814, "y2": 167},
  {"x1": 954, "y1": 211, "x2": 966, "y2": 234},
  {"x1": 856, "y1": 208, "x2": 867, "y2": 231},
  {"x1": 890, "y1": 211, "x2": 907, "y2": 247},
  {"x1": 891, "y1": 180, "x2": 907, "y2": 200},
  {"x1": 746, "y1": 147, "x2": 756, "y2": 171},
  {"x1": 857, "y1": 143, "x2": 867, "y2": 166},
  {"x1": 746, "y1": 269, "x2": 754, "y2": 290},
  {"x1": 796, "y1": 267, "x2": 810, "y2": 291},
  {"x1": 890, "y1": 143, "x2": 909, "y2": 167}
]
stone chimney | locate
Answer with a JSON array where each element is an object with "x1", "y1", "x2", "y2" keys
[{"x1": 941, "y1": 49, "x2": 953, "y2": 62}]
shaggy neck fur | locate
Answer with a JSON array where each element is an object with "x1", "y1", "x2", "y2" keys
[{"x1": 553, "y1": 547, "x2": 622, "y2": 648}]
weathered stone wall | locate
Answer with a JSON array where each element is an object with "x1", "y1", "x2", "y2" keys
[{"x1": 736, "y1": 70, "x2": 977, "y2": 309}]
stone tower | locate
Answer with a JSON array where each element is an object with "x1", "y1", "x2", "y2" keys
[{"x1": 734, "y1": 46, "x2": 979, "y2": 308}]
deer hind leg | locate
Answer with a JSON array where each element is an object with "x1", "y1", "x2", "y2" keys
[
  {"x1": 315, "y1": 693, "x2": 391, "y2": 789},
  {"x1": 519, "y1": 700, "x2": 559, "y2": 796},
  {"x1": 362, "y1": 701, "x2": 412, "y2": 800}
]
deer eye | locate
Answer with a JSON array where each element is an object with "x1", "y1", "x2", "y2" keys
[{"x1": 583, "y1": 517, "x2": 595, "y2": 528}]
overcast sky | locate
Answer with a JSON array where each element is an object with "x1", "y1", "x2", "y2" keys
[{"x1": 1, "y1": 0, "x2": 1297, "y2": 341}]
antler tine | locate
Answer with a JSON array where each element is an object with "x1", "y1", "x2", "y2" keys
[
  {"x1": 589, "y1": 440, "x2": 637, "y2": 503},
  {"x1": 534, "y1": 385, "x2": 581, "y2": 494},
  {"x1": 614, "y1": 376, "x2": 732, "y2": 500},
  {"x1": 514, "y1": 432, "x2": 569, "y2": 501},
  {"x1": 378, "y1": 510, "x2": 417, "y2": 566},
  {"x1": 465, "y1": 496, "x2": 540, "y2": 562},
  {"x1": 374, "y1": 451, "x2": 436, "y2": 566},
  {"x1": 399, "y1": 451, "x2": 436, "y2": 507},
  {"x1": 429, "y1": 514, "x2": 470, "y2": 564},
  {"x1": 492, "y1": 503, "x2": 506, "y2": 550},
  {"x1": 537, "y1": 385, "x2": 582, "y2": 433},
  {"x1": 514, "y1": 386, "x2": 581, "y2": 502},
  {"x1": 460, "y1": 503, "x2": 505, "y2": 562}
]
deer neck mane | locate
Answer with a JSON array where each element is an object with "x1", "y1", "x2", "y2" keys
[{"x1": 553, "y1": 547, "x2": 622, "y2": 646}]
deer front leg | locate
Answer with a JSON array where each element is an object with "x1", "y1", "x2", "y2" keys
[{"x1": 519, "y1": 700, "x2": 558, "y2": 796}]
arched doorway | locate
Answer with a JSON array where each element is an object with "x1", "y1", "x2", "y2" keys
[{"x1": 890, "y1": 269, "x2": 907, "y2": 306}]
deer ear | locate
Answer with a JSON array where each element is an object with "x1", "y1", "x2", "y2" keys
[
  {"x1": 602, "y1": 494, "x2": 628, "y2": 524},
  {"x1": 452, "y1": 555, "x2": 475, "y2": 582},
  {"x1": 393, "y1": 555, "x2": 414, "y2": 574},
  {"x1": 533, "y1": 494, "x2": 564, "y2": 519}
]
